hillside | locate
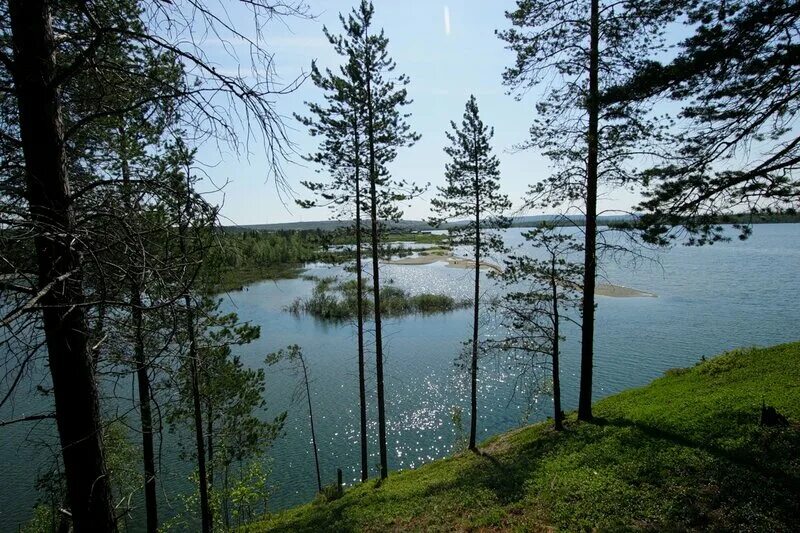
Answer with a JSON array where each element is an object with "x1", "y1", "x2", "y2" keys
[
  {"x1": 223, "y1": 215, "x2": 635, "y2": 233},
  {"x1": 247, "y1": 342, "x2": 800, "y2": 531}
]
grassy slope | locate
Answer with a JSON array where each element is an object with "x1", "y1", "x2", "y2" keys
[{"x1": 248, "y1": 343, "x2": 800, "y2": 532}]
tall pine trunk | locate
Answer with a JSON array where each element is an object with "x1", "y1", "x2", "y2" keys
[
  {"x1": 185, "y1": 294, "x2": 212, "y2": 532},
  {"x1": 177, "y1": 173, "x2": 212, "y2": 531},
  {"x1": 132, "y1": 291, "x2": 158, "y2": 532},
  {"x1": 207, "y1": 401, "x2": 214, "y2": 489},
  {"x1": 301, "y1": 355, "x2": 322, "y2": 492},
  {"x1": 551, "y1": 257, "x2": 563, "y2": 431},
  {"x1": 120, "y1": 126, "x2": 159, "y2": 533},
  {"x1": 365, "y1": 41, "x2": 389, "y2": 480},
  {"x1": 469, "y1": 165, "x2": 480, "y2": 450},
  {"x1": 9, "y1": 1, "x2": 116, "y2": 530},
  {"x1": 353, "y1": 121, "x2": 369, "y2": 482},
  {"x1": 578, "y1": 0, "x2": 600, "y2": 422}
]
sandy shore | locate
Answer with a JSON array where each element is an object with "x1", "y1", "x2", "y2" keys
[
  {"x1": 595, "y1": 283, "x2": 657, "y2": 298},
  {"x1": 386, "y1": 254, "x2": 656, "y2": 298},
  {"x1": 386, "y1": 254, "x2": 502, "y2": 273}
]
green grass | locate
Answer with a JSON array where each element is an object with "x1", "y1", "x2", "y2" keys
[{"x1": 247, "y1": 342, "x2": 800, "y2": 531}]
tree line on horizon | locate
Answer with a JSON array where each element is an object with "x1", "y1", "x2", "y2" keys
[{"x1": 0, "y1": 0, "x2": 797, "y2": 531}]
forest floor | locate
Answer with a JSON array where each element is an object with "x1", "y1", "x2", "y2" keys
[{"x1": 245, "y1": 342, "x2": 800, "y2": 532}]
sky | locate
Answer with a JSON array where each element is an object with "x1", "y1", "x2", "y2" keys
[{"x1": 193, "y1": 1, "x2": 643, "y2": 226}]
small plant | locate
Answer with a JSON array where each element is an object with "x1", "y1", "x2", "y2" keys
[
  {"x1": 451, "y1": 405, "x2": 468, "y2": 453},
  {"x1": 314, "y1": 481, "x2": 344, "y2": 505}
]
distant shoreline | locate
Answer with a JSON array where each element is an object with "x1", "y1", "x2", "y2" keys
[{"x1": 224, "y1": 217, "x2": 800, "y2": 233}]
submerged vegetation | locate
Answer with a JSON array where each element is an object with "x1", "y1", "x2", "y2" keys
[
  {"x1": 248, "y1": 342, "x2": 800, "y2": 532},
  {"x1": 287, "y1": 277, "x2": 471, "y2": 321}
]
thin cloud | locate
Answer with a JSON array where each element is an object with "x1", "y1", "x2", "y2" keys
[{"x1": 444, "y1": 6, "x2": 451, "y2": 36}]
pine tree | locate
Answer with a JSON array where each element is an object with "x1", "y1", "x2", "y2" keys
[
  {"x1": 266, "y1": 345, "x2": 321, "y2": 493},
  {"x1": 170, "y1": 295, "x2": 285, "y2": 530},
  {"x1": 330, "y1": 0, "x2": 423, "y2": 479},
  {"x1": 493, "y1": 225, "x2": 583, "y2": 431},
  {"x1": 431, "y1": 95, "x2": 510, "y2": 450},
  {"x1": 499, "y1": 0, "x2": 673, "y2": 421},
  {"x1": 295, "y1": 52, "x2": 371, "y2": 482}
]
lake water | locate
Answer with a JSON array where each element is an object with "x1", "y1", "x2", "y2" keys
[{"x1": 1, "y1": 224, "x2": 799, "y2": 529}]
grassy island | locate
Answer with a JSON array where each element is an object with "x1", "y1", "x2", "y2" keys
[
  {"x1": 287, "y1": 277, "x2": 471, "y2": 321},
  {"x1": 247, "y1": 342, "x2": 800, "y2": 532}
]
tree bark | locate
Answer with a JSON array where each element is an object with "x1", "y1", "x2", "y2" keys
[
  {"x1": 365, "y1": 29, "x2": 389, "y2": 481},
  {"x1": 301, "y1": 355, "x2": 322, "y2": 492},
  {"x1": 185, "y1": 296, "x2": 212, "y2": 532},
  {"x1": 578, "y1": 0, "x2": 600, "y2": 422},
  {"x1": 9, "y1": 1, "x2": 116, "y2": 530},
  {"x1": 551, "y1": 256, "x2": 563, "y2": 431},
  {"x1": 353, "y1": 120, "x2": 369, "y2": 482},
  {"x1": 207, "y1": 401, "x2": 214, "y2": 489},
  {"x1": 178, "y1": 167, "x2": 211, "y2": 531},
  {"x1": 469, "y1": 158, "x2": 480, "y2": 450},
  {"x1": 133, "y1": 291, "x2": 158, "y2": 532},
  {"x1": 120, "y1": 125, "x2": 159, "y2": 533}
]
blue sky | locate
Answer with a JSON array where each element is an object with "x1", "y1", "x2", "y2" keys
[{"x1": 195, "y1": 1, "x2": 642, "y2": 226}]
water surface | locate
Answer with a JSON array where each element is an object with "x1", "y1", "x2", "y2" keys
[{"x1": 1, "y1": 224, "x2": 798, "y2": 529}]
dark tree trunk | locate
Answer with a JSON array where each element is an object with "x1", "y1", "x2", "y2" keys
[
  {"x1": 223, "y1": 465, "x2": 230, "y2": 529},
  {"x1": 178, "y1": 170, "x2": 211, "y2": 531},
  {"x1": 301, "y1": 356, "x2": 322, "y2": 492},
  {"x1": 469, "y1": 166, "x2": 480, "y2": 450},
  {"x1": 132, "y1": 291, "x2": 159, "y2": 532},
  {"x1": 185, "y1": 296, "x2": 212, "y2": 532},
  {"x1": 551, "y1": 258, "x2": 563, "y2": 431},
  {"x1": 9, "y1": 1, "x2": 116, "y2": 530},
  {"x1": 120, "y1": 125, "x2": 159, "y2": 533},
  {"x1": 353, "y1": 122, "x2": 369, "y2": 482},
  {"x1": 365, "y1": 36, "x2": 389, "y2": 481},
  {"x1": 578, "y1": 0, "x2": 599, "y2": 422},
  {"x1": 207, "y1": 401, "x2": 214, "y2": 488}
]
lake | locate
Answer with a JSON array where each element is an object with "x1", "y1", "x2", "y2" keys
[{"x1": 1, "y1": 224, "x2": 798, "y2": 529}]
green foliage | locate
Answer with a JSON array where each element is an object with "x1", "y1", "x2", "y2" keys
[
  {"x1": 212, "y1": 231, "x2": 325, "y2": 269},
  {"x1": 245, "y1": 342, "x2": 800, "y2": 532},
  {"x1": 22, "y1": 420, "x2": 140, "y2": 532},
  {"x1": 162, "y1": 463, "x2": 274, "y2": 532},
  {"x1": 430, "y1": 95, "x2": 510, "y2": 253},
  {"x1": 167, "y1": 296, "x2": 285, "y2": 526},
  {"x1": 19, "y1": 505, "x2": 57, "y2": 533},
  {"x1": 499, "y1": 0, "x2": 673, "y2": 210},
  {"x1": 450, "y1": 405, "x2": 467, "y2": 453},
  {"x1": 608, "y1": 0, "x2": 800, "y2": 246},
  {"x1": 225, "y1": 461, "x2": 274, "y2": 528}
]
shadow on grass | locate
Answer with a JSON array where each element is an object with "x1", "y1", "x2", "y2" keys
[
  {"x1": 261, "y1": 415, "x2": 800, "y2": 531},
  {"x1": 594, "y1": 415, "x2": 800, "y2": 491}
]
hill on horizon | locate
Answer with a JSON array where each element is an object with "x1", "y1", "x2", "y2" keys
[{"x1": 223, "y1": 215, "x2": 635, "y2": 232}]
